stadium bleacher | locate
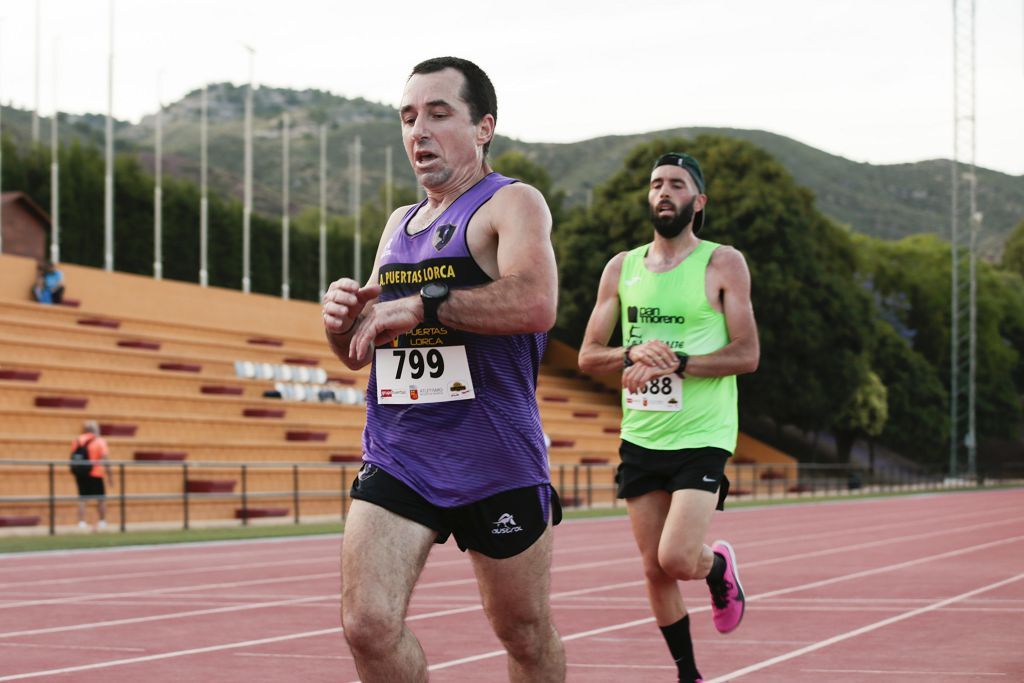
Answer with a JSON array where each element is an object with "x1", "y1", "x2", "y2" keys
[{"x1": 0, "y1": 252, "x2": 794, "y2": 531}]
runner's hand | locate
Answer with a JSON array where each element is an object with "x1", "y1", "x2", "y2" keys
[
  {"x1": 348, "y1": 296, "x2": 421, "y2": 362},
  {"x1": 322, "y1": 279, "x2": 381, "y2": 335},
  {"x1": 623, "y1": 362, "x2": 670, "y2": 394},
  {"x1": 627, "y1": 340, "x2": 677, "y2": 371}
]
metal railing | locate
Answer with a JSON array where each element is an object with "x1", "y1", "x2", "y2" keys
[{"x1": 0, "y1": 459, "x2": 1007, "y2": 536}]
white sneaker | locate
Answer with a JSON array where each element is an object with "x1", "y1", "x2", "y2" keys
[
  {"x1": 97, "y1": 520, "x2": 107, "y2": 530},
  {"x1": 78, "y1": 521, "x2": 88, "y2": 529}
]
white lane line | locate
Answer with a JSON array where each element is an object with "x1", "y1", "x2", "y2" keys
[
  {"x1": 568, "y1": 663, "x2": 675, "y2": 670},
  {"x1": 234, "y1": 652, "x2": 353, "y2": 661},
  {"x1": 801, "y1": 669, "x2": 1006, "y2": 677},
  {"x1": 0, "y1": 563, "x2": 640, "y2": 639},
  {"x1": 0, "y1": 554, "x2": 337, "y2": 591},
  {"x1": 418, "y1": 534, "x2": 1024, "y2": 675},
  {"x1": 0, "y1": 627, "x2": 345, "y2": 681},
  {"x1": 4, "y1": 511, "x2": 1022, "y2": 679},
  {"x1": 0, "y1": 539, "x2": 341, "y2": 573},
  {"x1": 0, "y1": 570, "x2": 341, "y2": 611},
  {"x1": 705, "y1": 572, "x2": 1024, "y2": 682},
  {"x1": 0, "y1": 642, "x2": 146, "y2": 653},
  {"x1": 735, "y1": 504, "x2": 1013, "y2": 552},
  {"x1": 0, "y1": 593, "x2": 334, "y2": 639}
]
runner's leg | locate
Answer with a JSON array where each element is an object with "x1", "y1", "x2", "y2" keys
[
  {"x1": 626, "y1": 490, "x2": 684, "y2": 622},
  {"x1": 658, "y1": 488, "x2": 718, "y2": 581},
  {"x1": 470, "y1": 527, "x2": 565, "y2": 682},
  {"x1": 341, "y1": 499, "x2": 436, "y2": 683}
]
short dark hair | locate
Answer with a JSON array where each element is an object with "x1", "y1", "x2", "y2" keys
[{"x1": 410, "y1": 56, "x2": 497, "y2": 156}]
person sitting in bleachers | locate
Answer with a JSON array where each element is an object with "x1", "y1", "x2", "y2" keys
[{"x1": 32, "y1": 260, "x2": 65, "y2": 305}]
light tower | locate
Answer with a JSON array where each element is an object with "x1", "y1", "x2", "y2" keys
[{"x1": 950, "y1": 0, "x2": 982, "y2": 479}]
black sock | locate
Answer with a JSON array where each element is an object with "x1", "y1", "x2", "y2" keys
[
  {"x1": 706, "y1": 551, "x2": 726, "y2": 585},
  {"x1": 659, "y1": 615, "x2": 701, "y2": 682}
]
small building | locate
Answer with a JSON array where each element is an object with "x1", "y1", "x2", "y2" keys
[{"x1": 1, "y1": 192, "x2": 51, "y2": 262}]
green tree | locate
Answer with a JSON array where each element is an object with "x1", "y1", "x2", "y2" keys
[
  {"x1": 833, "y1": 368, "x2": 888, "y2": 464},
  {"x1": 855, "y1": 232, "x2": 1023, "y2": 451},
  {"x1": 870, "y1": 321, "x2": 948, "y2": 467},
  {"x1": 492, "y1": 150, "x2": 566, "y2": 228},
  {"x1": 1002, "y1": 219, "x2": 1024, "y2": 279}
]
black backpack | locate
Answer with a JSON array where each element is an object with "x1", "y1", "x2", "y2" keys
[{"x1": 69, "y1": 436, "x2": 95, "y2": 476}]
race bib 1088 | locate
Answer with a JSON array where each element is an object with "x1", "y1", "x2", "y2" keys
[{"x1": 623, "y1": 374, "x2": 682, "y2": 412}]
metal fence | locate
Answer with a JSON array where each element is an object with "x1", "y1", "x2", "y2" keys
[{"x1": 0, "y1": 459, "x2": 1005, "y2": 536}]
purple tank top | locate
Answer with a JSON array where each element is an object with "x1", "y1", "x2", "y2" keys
[{"x1": 362, "y1": 172, "x2": 550, "y2": 506}]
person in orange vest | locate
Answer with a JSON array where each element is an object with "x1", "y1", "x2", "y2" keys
[{"x1": 71, "y1": 421, "x2": 113, "y2": 530}]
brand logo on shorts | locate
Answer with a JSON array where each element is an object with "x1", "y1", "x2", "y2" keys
[
  {"x1": 702, "y1": 475, "x2": 717, "y2": 483},
  {"x1": 491, "y1": 512, "x2": 524, "y2": 535},
  {"x1": 358, "y1": 465, "x2": 378, "y2": 482}
]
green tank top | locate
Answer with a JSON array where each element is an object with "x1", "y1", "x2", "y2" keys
[{"x1": 618, "y1": 240, "x2": 738, "y2": 452}]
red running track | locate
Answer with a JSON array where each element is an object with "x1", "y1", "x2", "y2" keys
[{"x1": 0, "y1": 488, "x2": 1022, "y2": 682}]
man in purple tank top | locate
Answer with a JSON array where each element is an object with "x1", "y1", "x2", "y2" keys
[{"x1": 322, "y1": 57, "x2": 565, "y2": 682}]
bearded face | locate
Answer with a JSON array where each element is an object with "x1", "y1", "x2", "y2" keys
[{"x1": 649, "y1": 195, "x2": 696, "y2": 239}]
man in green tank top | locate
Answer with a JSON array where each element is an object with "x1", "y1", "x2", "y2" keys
[{"x1": 578, "y1": 153, "x2": 760, "y2": 683}]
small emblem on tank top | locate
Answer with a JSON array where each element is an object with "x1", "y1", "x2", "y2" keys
[{"x1": 433, "y1": 223, "x2": 457, "y2": 251}]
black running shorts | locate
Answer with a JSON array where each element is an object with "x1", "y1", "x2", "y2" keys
[
  {"x1": 75, "y1": 474, "x2": 106, "y2": 498},
  {"x1": 350, "y1": 464, "x2": 562, "y2": 559},
  {"x1": 616, "y1": 441, "x2": 731, "y2": 510}
]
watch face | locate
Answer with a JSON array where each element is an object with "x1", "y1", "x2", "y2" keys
[{"x1": 423, "y1": 282, "x2": 448, "y2": 299}]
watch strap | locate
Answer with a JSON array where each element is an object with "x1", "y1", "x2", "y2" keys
[{"x1": 674, "y1": 352, "x2": 689, "y2": 377}]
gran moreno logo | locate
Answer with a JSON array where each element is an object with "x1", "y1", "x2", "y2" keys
[{"x1": 628, "y1": 306, "x2": 685, "y2": 325}]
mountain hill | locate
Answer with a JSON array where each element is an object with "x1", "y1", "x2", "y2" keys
[{"x1": 3, "y1": 84, "x2": 1021, "y2": 254}]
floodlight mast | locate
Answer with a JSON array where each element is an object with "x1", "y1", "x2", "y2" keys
[{"x1": 950, "y1": 0, "x2": 981, "y2": 480}]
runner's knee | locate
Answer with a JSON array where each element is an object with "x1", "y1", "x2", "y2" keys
[
  {"x1": 658, "y1": 546, "x2": 702, "y2": 581},
  {"x1": 491, "y1": 615, "x2": 551, "y2": 663},
  {"x1": 341, "y1": 601, "x2": 404, "y2": 656}
]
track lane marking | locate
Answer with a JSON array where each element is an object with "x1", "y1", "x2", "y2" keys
[
  {"x1": 3, "y1": 497, "x2": 1021, "y2": 680},
  {"x1": 706, "y1": 572, "x2": 1024, "y2": 682}
]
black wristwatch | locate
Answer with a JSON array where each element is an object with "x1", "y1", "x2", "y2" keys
[
  {"x1": 420, "y1": 282, "x2": 449, "y2": 324},
  {"x1": 674, "y1": 352, "x2": 689, "y2": 377},
  {"x1": 624, "y1": 345, "x2": 636, "y2": 368}
]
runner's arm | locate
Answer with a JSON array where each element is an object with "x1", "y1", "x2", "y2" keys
[
  {"x1": 682, "y1": 247, "x2": 759, "y2": 377},
  {"x1": 324, "y1": 208, "x2": 407, "y2": 369},
  {"x1": 347, "y1": 184, "x2": 557, "y2": 358},
  {"x1": 431, "y1": 183, "x2": 557, "y2": 334},
  {"x1": 578, "y1": 254, "x2": 678, "y2": 376}
]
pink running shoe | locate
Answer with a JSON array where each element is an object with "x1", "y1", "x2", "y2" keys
[{"x1": 709, "y1": 540, "x2": 745, "y2": 634}]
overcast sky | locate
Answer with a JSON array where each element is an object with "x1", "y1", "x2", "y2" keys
[{"x1": 1, "y1": 0, "x2": 1022, "y2": 175}]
